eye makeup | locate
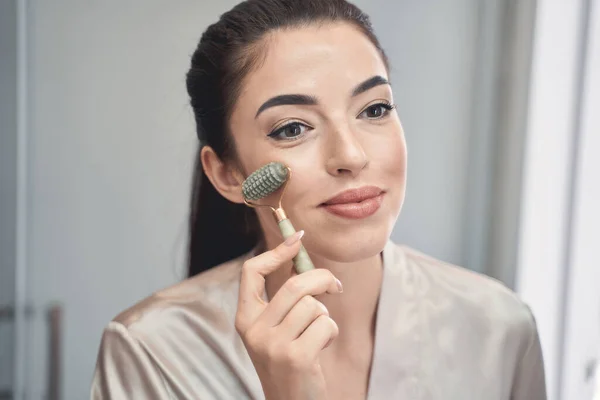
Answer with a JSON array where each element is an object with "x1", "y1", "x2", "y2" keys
[{"x1": 266, "y1": 100, "x2": 396, "y2": 142}]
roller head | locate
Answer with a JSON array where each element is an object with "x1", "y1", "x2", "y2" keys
[{"x1": 242, "y1": 162, "x2": 289, "y2": 201}]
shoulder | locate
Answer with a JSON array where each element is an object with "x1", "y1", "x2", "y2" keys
[
  {"x1": 111, "y1": 250, "x2": 251, "y2": 337},
  {"x1": 92, "y1": 250, "x2": 263, "y2": 398},
  {"x1": 390, "y1": 243, "x2": 537, "y2": 347}
]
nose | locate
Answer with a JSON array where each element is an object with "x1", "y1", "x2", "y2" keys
[{"x1": 324, "y1": 124, "x2": 368, "y2": 177}]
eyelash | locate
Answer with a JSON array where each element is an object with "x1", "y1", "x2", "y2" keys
[{"x1": 267, "y1": 102, "x2": 396, "y2": 141}]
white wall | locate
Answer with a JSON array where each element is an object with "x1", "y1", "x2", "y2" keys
[
  {"x1": 19, "y1": 1, "x2": 508, "y2": 398},
  {"x1": 515, "y1": 0, "x2": 595, "y2": 399},
  {"x1": 23, "y1": 1, "x2": 215, "y2": 397},
  {"x1": 561, "y1": 0, "x2": 600, "y2": 397}
]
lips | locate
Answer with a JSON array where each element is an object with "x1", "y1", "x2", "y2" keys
[
  {"x1": 320, "y1": 186, "x2": 384, "y2": 219},
  {"x1": 322, "y1": 186, "x2": 384, "y2": 205}
]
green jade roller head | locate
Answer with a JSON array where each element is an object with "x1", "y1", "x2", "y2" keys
[{"x1": 241, "y1": 162, "x2": 315, "y2": 274}]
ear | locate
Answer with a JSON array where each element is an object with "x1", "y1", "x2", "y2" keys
[{"x1": 200, "y1": 146, "x2": 245, "y2": 204}]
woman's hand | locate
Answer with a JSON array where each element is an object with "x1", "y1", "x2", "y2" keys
[{"x1": 235, "y1": 231, "x2": 344, "y2": 400}]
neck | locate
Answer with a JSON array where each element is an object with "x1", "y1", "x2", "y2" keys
[{"x1": 263, "y1": 237, "x2": 384, "y2": 349}]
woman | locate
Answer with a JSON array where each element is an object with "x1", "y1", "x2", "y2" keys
[{"x1": 91, "y1": 0, "x2": 546, "y2": 398}]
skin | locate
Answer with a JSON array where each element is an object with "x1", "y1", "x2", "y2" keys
[{"x1": 202, "y1": 22, "x2": 407, "y2": 399}]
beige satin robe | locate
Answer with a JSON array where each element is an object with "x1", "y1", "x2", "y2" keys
[{"x1": 91, "y1": 241, "x2": 546, "y2": 399}]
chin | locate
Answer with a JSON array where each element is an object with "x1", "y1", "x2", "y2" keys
[
  {"x1": 302, "y1": 221, "x2": 393, "y2": 263},
  {"x1": 287, "y1": 191, "x2": 404, "y2": 263}
]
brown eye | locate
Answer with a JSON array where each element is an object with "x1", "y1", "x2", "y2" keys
[
  {"x1": 359, "y1": 102, "x2": 395, "y2": 119},
  {"x1": 283, "y1": 123, "x2": 302, "y2": 137},
  {"x1": 267, "y1": 121, "x2": 310, "y2": 141}
]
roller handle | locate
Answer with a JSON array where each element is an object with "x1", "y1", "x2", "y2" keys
[{"x1": 277, "y1": 218, "x2": 315, "y2": 274}]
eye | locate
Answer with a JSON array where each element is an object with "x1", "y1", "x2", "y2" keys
[
  {"x1": 359, "y1": 102, "x2": 396, "y2": 119},
  {"x1": 267, "y1": 121, "x2": 311, "y2": 141}
]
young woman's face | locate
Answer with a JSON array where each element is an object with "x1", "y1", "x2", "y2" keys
[{"x1": 229, "y1": 22, "x2": 407, "y2": 262}]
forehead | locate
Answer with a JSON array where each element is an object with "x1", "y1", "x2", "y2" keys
[{"x1": 237, "y1": 23, "x2": 388, "y2": 106}]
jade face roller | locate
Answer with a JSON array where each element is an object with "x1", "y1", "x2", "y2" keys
[{"x1": 241, "y1": 162, "x2": 315, "y2": 274}]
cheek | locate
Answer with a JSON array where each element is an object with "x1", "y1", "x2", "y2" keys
[
  {"x1": 279, "y1": 159, "x2": 320, "y2": 209},
  {"x1": 372, "y1": 127, "x2": 408, "y2": 182},
  {"x1": 389, "y1": 135, "x2": 407, "y2": 179},
  {"x1": 373, "y1": 128, "x2": 407, "y2": 222},
  {"x1": 261, "y1": 141, "x2": 324, "y2": 207}
]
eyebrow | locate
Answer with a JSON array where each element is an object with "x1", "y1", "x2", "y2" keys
[{"x1": 254, "y1": 75, "x2": 390, "y2": 119}]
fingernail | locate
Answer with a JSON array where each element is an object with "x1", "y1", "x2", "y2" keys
[
  {"x1": 284, "y1": 230, "x2": 304, "y2": 246},
  {"x1": 335, "y1": 278, "x2": 343, "y2": 293}
]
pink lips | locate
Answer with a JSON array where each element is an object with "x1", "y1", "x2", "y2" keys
[{"x1": 320, "y1": 186, "x2": 384, "y2": 219}]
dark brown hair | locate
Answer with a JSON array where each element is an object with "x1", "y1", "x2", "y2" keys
[{"x1": 186, "y1": 0, "x2": 389, "y2": 277}]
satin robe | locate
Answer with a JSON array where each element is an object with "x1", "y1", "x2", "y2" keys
[{"x1": 91, "y1": 241, "x2": 546, "y2": 399}]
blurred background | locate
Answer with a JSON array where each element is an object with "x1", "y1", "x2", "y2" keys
[{"x1": 0, "y1": 0, "x2": 598, "y2": 399}]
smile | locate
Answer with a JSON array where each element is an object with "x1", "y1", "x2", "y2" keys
[{"x1": 320, "y1": 186, "x2": 385, "y2": 219}]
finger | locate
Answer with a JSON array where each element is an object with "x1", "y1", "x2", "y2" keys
[
  {"x1": 277, "y1": 295, "x2": 329, "y2": 340},
  {"x1": 257, "y1": 268, "x2": 342, "y2": 327},
  {"x1": 293, "y1": 314, "x2": 339, "y2": 358},
  {"x1": 236, "y1": 231, "x2": 304, "y2": 332}
]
